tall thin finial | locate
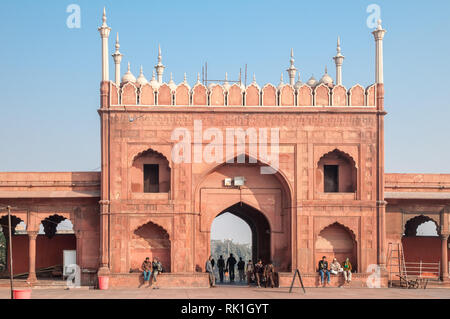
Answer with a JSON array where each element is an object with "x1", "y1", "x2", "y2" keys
[
  {"x1": 184, "y1": 73, "x2": 187, "y2": 82},
  {"x1": 325, "y1": 65, "x2": 328, "y2": 74},
  {"x1": 252, "y1": 73, "x2": 256, "y2": 83},
  {"x1": 140, "y1": 65, "x2": 143, "y2": 75},
  {"x1": 127, "y1": 62, "x2": 131, "y2": 72},
  {"x1": 377, "y1": 19, "x2": 383, "y2": 30},
  {"x1": 197, "y1": 73, "x2": 201, "y2": 83},
  {"x1": 337, "y1": 36, "x2": 341, "y2": 54},
  {"x1": 102, "y1": 7, "x2": 108, "y2": 27},
  {"x1": 155, "y1": 44, "x2": 165, "y2": 83},
  {"x1": 287, "y1": 48, "x2": 297, "y2": 86}
]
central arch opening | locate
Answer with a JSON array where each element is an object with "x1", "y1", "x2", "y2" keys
[{"x1": 211, "y1": 203, "x2": 271, "y2": 266}]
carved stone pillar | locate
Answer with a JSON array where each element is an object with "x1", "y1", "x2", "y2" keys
[
  {"x1": 98, "y1": 200, "x2": 110, "y2": 276},
  {"x1": 440, "y1": 233, "x2": 449, "y2": 281},
  {"x1": 27, "y1": 231, "x2": 38, "y2": 283}
]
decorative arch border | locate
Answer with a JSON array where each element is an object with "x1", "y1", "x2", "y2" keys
[
  {"x1": 191, "y1": 82, "x2": 208, "y2": 106},
  {"x1": 121, "y1": 82, "x2": 138, "y2": 105},
  {"x1": 315, "y1": 148, "x2": 358, "y2": 169},
  {"x1": 261, "y1": 83, "x2": 277, "y2": 106},
  {"x1": 245, "y1": 83, "x2": 261, "y2": 106},
  {"x1": 316, "y1": 221, "x2": 357, "y2": 243},
  {"x1": 133, "y1": 220, "x2": 171, "y2": 241},
  {"x1": 193, "y1": 152, "x2": 294, "y2": 212},
  {"x1": 208, "y1": 83, "x2": 226, "y2": 106},
  {"x1": 129, "y1": 145, "x2": 173, "y2": 169},
  {"x1": 349, "y1": 84, "x2": 366, "y2": 106},
  {"x1": 403, "y1": 214, "x2": 441, "y2": 237},
  {"x1": 296, "y1": 84, "x2": 313, "y2": 106}
]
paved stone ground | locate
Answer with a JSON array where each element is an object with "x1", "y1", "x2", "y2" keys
[{"x1": 1, "y1": 285, "x2": 450, "y2": 299}]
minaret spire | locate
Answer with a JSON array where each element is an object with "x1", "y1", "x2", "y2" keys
[
  {"x1": 98, "y1": 7, "x2": 111, "y2": 82},
  {"x1": 155, "y1": 44, "x2": 165, "y2": 83},
  {"x1": 286, "y1": 48, "x2": 297, "y2": 86},
  {"x1": 112, "y1": 32, "x2": 123, "y2": 85},
  {"x1": 333, "y1": 36, "x2": 345, "y2": 85},
  {"x1": 372, "y1": 19, "x2": 387, "y2": 84}
]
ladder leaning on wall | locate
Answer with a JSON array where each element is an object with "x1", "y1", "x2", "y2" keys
[{"x1": 387, "y1": 242, "x2": 409, "y2": 288}]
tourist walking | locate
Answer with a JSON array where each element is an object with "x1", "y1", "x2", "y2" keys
[
  {"x1": 264, "y1": 261, "x2": 275, "y2": 288},
  {"x1": 217, "y1": 255, "x2": 225, "y2": 283},
  {"x1": 206, "y1": 255, "x2": 216, "y2": 288},
  {"x1": 318, "y1": 256, "x2": 331, "y2": 286},
  {"x1": 226, "y1": 253, "x2": 237, "y2": 282},
  {"x1": 246, "y1": 260, "x2": 254, "y2": 286},
  {"x1": 254, "y1": 259, "x2": 264, "y2": 288},
  {"x1": 237, "y1": 257, "x2": 245, "y2": 282}
]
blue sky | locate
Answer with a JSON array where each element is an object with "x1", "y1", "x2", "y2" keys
[{"x1": 0, "y1": 0, "x2": 449, "y2": 173}]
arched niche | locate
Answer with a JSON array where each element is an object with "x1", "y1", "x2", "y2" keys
[
  {"x1": 192, "y1": 83, "x2": 207, "y2": 105},
  {"x1": 175, "y1": 84, "x2": 190, "y2": 106},
  {"x1": 131, "y1": 149, "x2": 171, "y2": 193},
  {"x1": 314, "y1": 84, "x2": 330, "y2": 106},
  {"x1": 297, "y1": 85, "x2": 313, "y2": 106},
  {"x1": 228, "y1": 84, "x2": 243, "y2": 106},
  {"x1": 131, "y1": 221, "x2": 171, "y2": 272},
  {"x1": 121, "y1": 82, "x2": 137, "y2": 105},
  {"x1": 245, "y1": 84, "x2": 260, "y2": 106},
  {"x1": 316, "y1": 149, "x2": 357, "y2": 193},
  {"x1": 262, "y1": 84, "x2": 277, "y2": 106},
  {"x1": 140, "y1": 83, "x2": 155, "y2": 105},
  {"x1": 279, "y1": 85, "x2": 295, "y2": 106},
  {"x1": 209, "y1": 84, "x2": 225, "y2": 106},
  {"x1": 332, "y1": 85, "x2": 347, "y2": 106},
  {"x1": 157, "y1": 83, "x2": 172, "y2": 105},
  {"x1": 315, "y1": 222, "x2": 357, "y2": 271},
  {"x1": 349, "y1": 84, "x2": 365, "y2": 106}
]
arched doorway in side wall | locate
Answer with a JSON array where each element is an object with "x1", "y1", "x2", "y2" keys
[
  {"x1": 402, "y1": 215, "x2": 442, "y2": 268},
  {"x1": 36, "y1": 215, "x2": 76, "y2": 280},
  {"x1": 210, "y1": 202, "x2": 271, "y2": 282}
]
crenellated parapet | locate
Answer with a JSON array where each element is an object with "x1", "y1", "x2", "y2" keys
[
  {"x1": 107, "y1": 78, "x2": 377, "y2": 107},
  {"x1": 99, "y1": 9, "x2": 385, "y2": 110}
]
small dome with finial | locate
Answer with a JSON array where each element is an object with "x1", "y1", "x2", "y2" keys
[
  {"x1": 149, "y1": 70, "x2": 160, "y2": 89},
  {"x1": 223, "y1": 72, "x2": 231, "y2": 91},
  {"x1": 136, "y1": 66, "x2": 148, "y2": 86},
  {"x1": 181, "y1": 73, "x2": 191, "y2": 90},
  {"x1": 306, "y1": 75, "x2": 318, "y2": 87},
  {"x1": 319, "y1": 66, "x2": 334, "y2": 86},
  {"x1": 249, "y1": 74, "x2": 260, "y2": 90},
  {"x1": 294, "y1": 73, "x2": 303, "y2": 89},
  {"x1": 168, "y1": 73, "x2": 177, "y2": 91},
  {"x1": 278, "y1": 73, "x2": 285, "y2": 90},
  {"x1": 122, "y1": 62, "x2": 136, "y2": 83}
]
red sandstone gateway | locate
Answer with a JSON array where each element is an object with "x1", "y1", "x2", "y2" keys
[{"x1": 0, "y1": 9, "x2": 449, "y2": 289}]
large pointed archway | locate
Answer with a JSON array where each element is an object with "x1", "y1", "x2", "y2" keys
[{"x1": 213, "y1": 202, "x2": 271, "y2": 265}]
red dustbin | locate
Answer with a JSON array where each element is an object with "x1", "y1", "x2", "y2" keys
[
  {"x1": 13, "y1": 289, "x2": 32, "y2": 299},
  {"x1": 98, "y1": 276, "x2": 109, "y2": 290}
]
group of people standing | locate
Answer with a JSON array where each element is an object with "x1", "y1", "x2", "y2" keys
[
  {"x1": 140, "y1": 257, "x2": 163, "y2": 288},
  {"x1": 318, "y1": 256, "x2": 352, "y2": 286},
  {"x1": 206, "y1": 254, "x2": 276, "y2": 288}
]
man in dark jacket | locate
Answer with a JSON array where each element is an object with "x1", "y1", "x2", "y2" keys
[
  {"x1": 237, "y1": 257, "x2": 246, "y2": 282},
  {"x1": 318, "y1": 256, "x2": 330, "y2": 286},
  {"x1": 217, "y1": 255, "x2": 225, "y2": 283},
  {"x1": 264, "y1": 261, "x2": 275, "y2": 288},
  {"x1": 226, "y1": 254, "x2": 237, "y2": 282},
  {"x1": 141, "y1": 257, "x2": 152, "y2": 287}
]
